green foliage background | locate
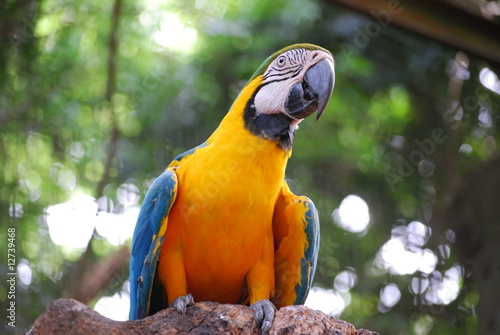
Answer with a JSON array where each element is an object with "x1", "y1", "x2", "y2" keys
[{"x1": 1, "y1": 0, "x2": 498, "y2": 334}]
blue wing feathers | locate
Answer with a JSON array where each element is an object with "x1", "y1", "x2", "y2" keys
[
  {"x1": 129, "y1": 170, "x2": 178, "y2": 320},
  {"x1": 295, "y1": 198, "x2": 320, "y2": 305}
]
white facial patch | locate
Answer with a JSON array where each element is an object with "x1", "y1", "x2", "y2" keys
[{"x1": 253, "y1": 80, "x2": 298, "y2": 115}]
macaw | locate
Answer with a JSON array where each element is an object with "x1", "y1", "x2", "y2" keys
[{"x1": 129, "y1": 43, "x2": 335, "y2": 333}]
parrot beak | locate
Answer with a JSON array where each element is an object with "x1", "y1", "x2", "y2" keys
[{"x1": 285, "y1": 58, "x2": 335, "y2": 121}]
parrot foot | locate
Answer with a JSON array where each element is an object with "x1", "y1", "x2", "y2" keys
[
  {"x1": 250, "y1": 299, "x2": 277, "y2": 335},
  {"x1": 171, "y1": 293, "x2": 195, "y2": 314}
]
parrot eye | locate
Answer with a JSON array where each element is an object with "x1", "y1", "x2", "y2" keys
[{"x1": 277, "y1": 56, "x2": 286, "y2": 67}]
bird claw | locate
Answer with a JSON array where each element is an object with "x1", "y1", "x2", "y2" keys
[
  {"x1": 250, "y1": 299, "x2": 276, "y2": 334},
  {"x1": 171, "y1": 293, "x2": 195, "y2": 314}
]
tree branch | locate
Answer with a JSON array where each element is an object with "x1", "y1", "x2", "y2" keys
[
  {"x1": 74, "y1": 246, "x2": 130, "y2": 304},
  {"x1": 31, "y1": 299, "x2": 379, "y2": 335},
  {"x1": 97, "y1": 0, "x2": 123, "y2": 198}
]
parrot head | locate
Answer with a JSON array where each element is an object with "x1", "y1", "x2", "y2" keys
[{"x1": 242, "y1": 43, "x2": 335, "y2": 150}]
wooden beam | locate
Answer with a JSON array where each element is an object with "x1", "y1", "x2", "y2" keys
[{"x1": 326, "y1": 0, "x2": 500, "y2": 66}]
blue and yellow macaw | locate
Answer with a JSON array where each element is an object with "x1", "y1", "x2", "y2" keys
[{"x1": 129, "y1": 44, "x2": 335, "y2": 333}]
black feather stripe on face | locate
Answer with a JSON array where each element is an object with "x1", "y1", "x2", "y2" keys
[{"x1": 243, "y1": 86, "x2": 295, "y2": 151}]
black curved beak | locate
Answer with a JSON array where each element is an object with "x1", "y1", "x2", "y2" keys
[{"x1": 285, "y1": 58, "x2": 335, "y2": 121}]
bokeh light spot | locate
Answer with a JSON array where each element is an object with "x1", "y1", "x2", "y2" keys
[
  {"x1": 333, "y1": 195, "x2": 370, "y2": 233},
  {"x1": 45, "y1": 195, "x2": 97, "y2": 249},
  {"x1": 94, "y1": 291, "x2": 130, "y2": 321},
  {"x1": 305, "y1": 287, "x2": 346, "y2": 316},
  {"x1": 379, "y1": 283, "x2": 401, "y2": 309},
  {"x1": 18, "y1": 259, "x2": 33, "y2": 286},
  {"x1": 334, "y1": 268, "x2": 358, "y2": 292}
]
